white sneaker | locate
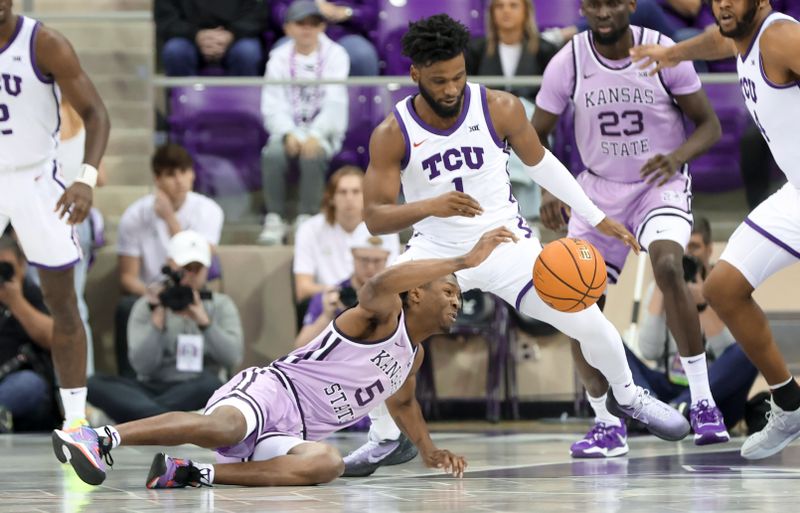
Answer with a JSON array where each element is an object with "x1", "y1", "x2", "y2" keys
[
  {"x1": 741, "y1": 399, "x2": 800, "y2": 459},
  {"x1": 257, "y1": 213, "x2": 286, "y2": 245}
]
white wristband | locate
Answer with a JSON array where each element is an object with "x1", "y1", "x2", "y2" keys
[{"x1": 74, "y1": 163, "x2": 98, "y2": 189}]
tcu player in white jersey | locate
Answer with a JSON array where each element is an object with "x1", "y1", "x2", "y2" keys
[
  {"x1": 633, "y1": 0, "x2": 800, "y2": 459},
  {"x1": 53, "y1": 228, "x2": 514, "y2": 487},
  {"x1": 343, "y1": 14, "x2": 691, "y2": 477},
  {"x1": 0, "y1": 0, "x2": 110, "y2": 431}
]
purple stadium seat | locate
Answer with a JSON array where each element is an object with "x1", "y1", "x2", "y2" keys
[
  {"x1": 687, "y1": 83, "x2": 750, "y2": 192},
  {"x1": 329, "y1": 86, "x2": 389, "y2": 172},
  {"x1": 532, "y1": 0, "x2": 580, "y2": 29},
  {"x1": 169, "y1": 86, "x2": 267, "y2": 196},
  {"x1": 373, "y1": 0, "x2": 485, "y2": 75}
]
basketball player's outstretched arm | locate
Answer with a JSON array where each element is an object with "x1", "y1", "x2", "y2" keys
[
  {"x1": 487, "y1": 89, "x2": 641, "y2": 253},
  {"x1": 363, "y1": 115, "x2": 483, "y2": 235},
  {"x1": 36, "y1": 26, "x2": 110, "y2": 224},
  {"x1": 386, "y1": 347, "x2": 466, "y2": 478},
  {"x1": 631, "y1": 27, "x2": 737, "y2": 75}
]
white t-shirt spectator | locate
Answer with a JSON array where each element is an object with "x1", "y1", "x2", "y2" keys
[
  {"x1": 117, "y1": 191, "x2": 224, "y2": 284},
  {"x1": 293, "y1": 213, "x2": 400, "y2": 286}
]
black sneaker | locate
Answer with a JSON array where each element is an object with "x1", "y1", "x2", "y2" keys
[{"x1": 342, "y1": 433, "x2": 418, "y2": 477}]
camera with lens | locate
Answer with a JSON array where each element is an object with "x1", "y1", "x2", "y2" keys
[
  {"x1": 682, "y1": 254, "x2": 705, "y2": 283},
  {"x1": 338, "y1": 285, "x2": 358, "y2": 309},
  {"x1": 158, "y1": 266, "x2": 212, "y2": 311},
  {"x1": 0, "y1": 262, "x2": 14, "y2": 284}
]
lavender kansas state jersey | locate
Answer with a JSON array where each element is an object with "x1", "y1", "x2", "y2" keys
[
  {"x1": 271, "y1": 310, "x2": 417, "y2": 441},
  {"x1": 394, "y1": 82, "x2": 519, "y2": 243},
  {"x1": 737, "y1": 12, "x2": 800, "y2": 189},
  {"x1": 0, "y1": 16, "x2": 61, "y2": 169},
  {"x1": 536, "y1": 26, "x2": 701, "y2": 183}
]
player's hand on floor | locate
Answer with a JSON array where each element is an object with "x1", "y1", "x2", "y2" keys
[
  {"x1": 55, "y1": 183, "x2": 92, "y2": 225},
  {"x1": 595, "y1": 217, "x2": 641, "y2": 254},
  {"x1": 539, "y1": 189, "x2": 569, "y2": 231},
  {"x1": 464, "y1": 227, "x2": 518, "y2": 268},
  {"x1": 429, "y1": 191, "x2": 483, "y2": 218},
  {"x1": 630, "y1": 44, "x2": 678, "y2": 76},
  {"x1": 422, "y1": 448, "x2": 467, "y2": 478},
  {"x1": 640, "y1": 153, "x2": 680, "y2": 186}
]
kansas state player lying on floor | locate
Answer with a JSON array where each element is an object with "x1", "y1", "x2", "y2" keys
[{"x1": 50, "y1": 228, "x2": 520, "y2": 488}]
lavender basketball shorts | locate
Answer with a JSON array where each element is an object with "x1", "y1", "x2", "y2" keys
[
  {"x1": 567, "y1": 169, "x2": 693, "y2": 283},
  {"x1": 204, "y1": 367, "x2": 305, "y2": 460}
]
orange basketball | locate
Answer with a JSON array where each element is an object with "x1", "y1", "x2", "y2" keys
[{"x1": 533, "y1": 238, "x2": 607, "y2": 313}]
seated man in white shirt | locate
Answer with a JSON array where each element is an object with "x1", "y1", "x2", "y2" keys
[
  {"x1": 115, "y1": 143, "x2": 224, "y2": 376},
  {"x1": 258, "y1": 0, "x2": 350, "y2": 245}
]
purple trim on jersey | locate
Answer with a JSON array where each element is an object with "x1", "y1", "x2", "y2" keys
[
  {"x1": 515, "y1": 280, "x2": 534, "y2": 310},
  {"x1": 316, "y1": 337, "x2": 341, "y2": 361},
  {"x1": 740, "y1": 13, "x2": 776, "y2": 63},
  {"x1": 268, "y1": 366, "x2": 308, "y2": 439},
  {"x1": 51, "y1": 86, "x2": 62, "y2": 139},
  {"x1": 28, "y1": 256, "x2": 80, "y2": 270},
  {"x1": 393, "y1": 106, "x2": 411, "y2": 169},
  {"x1": 759, "y1": 54, "x2": 800, "y2": 89},
  {"x1": 0, "y1": 16, "x2": 23, "y2": 55},
  {"x1": 331, "y1": 311, "x2": 405, "y2": 346},
  {"x1": 51, "y1": 160, "x2": 66, "y2": 189},
  {"x1": 405, "y1": 84, "x2": 472, "y2": 137},
  {"x1": 479, "y1": 85, "x2": 505, "y2": 149},
  {"x1": 516, "y1": 215, "x2": 533, "y2": 239},
  {"x1": 570, "y1": 39, "x2": 578, "y2": 100},
  {"x1": 744, "y1": 218, "x2": 800, "y2": 260},
  {"x1": 587, "y1": 168, "x2": 645, "y2": 184},
  {"x1": 29, "y1": 21, "x2": 54, "y2": 84},
  {"x1": 204, "y1": 391, "x2": 263, "y2": 436}
]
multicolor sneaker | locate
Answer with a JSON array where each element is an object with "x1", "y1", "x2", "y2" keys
[
  {"x1": 741, "y1": 399, "x2": 800, "y2": 460},
  {"x1": 342, "y1": 433, "x2": 418, "y2": 477},
  {"x1": 52, "y1": 425, "x2": 113, "y2": 485},
  {"x1": 146, "y1": 453, "x2": 210, "y2": 489},
  {"x1": 570, "y1": 422, "x2": 629, "y2": 458},
  {"x1": 607, "y1": 386, "x2": 691, "y2": 441},
  {"x1": 690, "y1": 400, "x2": 730, "y2": 446}
]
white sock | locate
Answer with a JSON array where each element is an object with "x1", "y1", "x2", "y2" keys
[
  {"x1": 680, "y1": 354, "x2": 715, "y2": 406},
  {"x1": 60, "y1": 387, "x2": 87, "y2": 425},
  {"x1": 610, "y1": 379, "x2": 637, "y2": 406},
  {"x1": 587, "y1": 392, "x2": 621, "y2": 427},
  {"x1": 195, "y1": 463, "x2": 215, "y2": 485},
  {"x1": 367, "y1": 402, "x2": 401, "y2": 443},
  {"x1": 94, "y1": 425, "x2": 121, "y2": 448}
]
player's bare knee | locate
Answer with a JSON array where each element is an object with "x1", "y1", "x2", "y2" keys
[
  {"x1": 305, "y1": 445, "x2": 344, "y2": 483},
  {"x1": 651, "y1": 252, "x2": 682, "y2": 289},
  {"x1": 206, "y1": 409, "x2": 247, "y2": 447}
]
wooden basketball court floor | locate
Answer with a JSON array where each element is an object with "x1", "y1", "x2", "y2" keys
[{"x1": 2, "y1": 428, "x2": 797, "y2": 513}]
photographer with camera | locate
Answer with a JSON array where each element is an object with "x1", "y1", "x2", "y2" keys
[
  {"x1": 631, "y1": 218, "x2": 757, "y2": 430},
  {"x1": 294, "y1": 222, "x2": 394, "y2": 347},
  {"x1": 0, "y1": 234, "x2": 59, "y2": 432},
  {"x1": 88, "y1": 231, "x2": 243, "y2": 423}
]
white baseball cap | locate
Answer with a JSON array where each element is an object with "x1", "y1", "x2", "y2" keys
[
  {"x1": 348, "y1": 222, "x2": 393, "y2": 254},
  {"x1": 168, "y1": 230, "x2": 211, "y2": 267}
]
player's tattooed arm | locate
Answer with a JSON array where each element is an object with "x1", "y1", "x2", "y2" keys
[
  {"x1": 363, "y1": 115, "x2": 482, "y2": 235},
  {"x1": 386, "y1": 347, "x2": 467, "y2": 478},
  {"x1": 760, "y1": 21, "x2": 800, "y2": 83}
]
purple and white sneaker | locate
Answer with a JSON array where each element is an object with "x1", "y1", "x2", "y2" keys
[
  {"x1": 607, "y1": 386, "x2": 691, "y2": 441},
  {"x1": 570, "y1": 422, "x2": 629, "y2": 458},
  {"x1": 690, "y1": 400, "x2": 730, "y2": 446},
  {"x1": 52, "y1": 425, "x2": 114, "y2": 485},
  {"x1": 146, "y1": 453, "x2": 210, "y2": 489}
]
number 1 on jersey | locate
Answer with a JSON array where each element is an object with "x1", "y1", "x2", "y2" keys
[
  {"x1": 452, "y1": 177, "x2": 464, "y2": 192},
  {"x1": 0, "y1": 105, "x2": 11, "y2": 135}
]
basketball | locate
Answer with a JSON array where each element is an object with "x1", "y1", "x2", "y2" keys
[{"x1": 533, "y1": 238, "x2": 607, "y2": 313}]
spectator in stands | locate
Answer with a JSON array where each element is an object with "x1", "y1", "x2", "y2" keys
[
  {"x1": 292, "y1": 167, "x2": 399, "y2": 304},
  {"x1": 272, "y1": 0, "x2": 379, "y2": 76},
  {"x1": 466, "y1": 0, "x2": 553, "y2": 223},
  {"x1": 88, "y1": 231, "x2": 243, "y2": 423},
  {"x1": 116, "y1": 143, "x2": 223, "y2": 377},
  {"x1": 0, "y1": 234, "x2": 59, "y2": 433},
  {"x1": 294, "y1": 222, "x2": 393, "y2": 346},
  {"x1": 258, "y1": 0, "x2": 350, "y2": 245},
  {"x1": 630, "y1": 218, "x2": 757, "y2": 428},
  {"x1": 155, "y1": 0, "x2": 266, "y2": 76}
]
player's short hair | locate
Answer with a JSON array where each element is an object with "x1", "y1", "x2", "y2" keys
[
  {"x1": 401, "y1": 14, "x2": 470, "y2": 67},
  {"x1": 692, "y1": 216, "x2": 712, "y2": 245},
  {"x1": 0, "y1": 234, "x2": 24, "y2": 262},
  {"x1": 322, "y1": 166, "x2": 364, "y2": 225},
  {"x1": 151, "y1": 143, "x2": 194, "y2": 176}
]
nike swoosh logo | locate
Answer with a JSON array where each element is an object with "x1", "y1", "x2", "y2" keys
[
  {"x1": 413, "y1": 139, "x2": 428, "y2": 148},
  {"x1": 583, "y1": 73, "x2": 596, "y2": 79},
  {"x1": 687, "y1": 357, "x2": 703, "y2": 364},
  {"x1": 656, "y1": 229, "x2": 667, "y2": 234},
  {"x1": 624, "y1": 382, "x2": 632, "y2": 388}
]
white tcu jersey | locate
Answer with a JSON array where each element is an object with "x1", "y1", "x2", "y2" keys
[
  {"x1": 737, "y1": 11, "x2": 800, "y2": 189},
  {"x1": 394, "y1": 82, "x2": 520, "y2": 243},
  {"x1": 0, "y1": 16, "x2": 61, "y2": 169}
]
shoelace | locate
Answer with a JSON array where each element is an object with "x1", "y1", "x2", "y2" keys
[
  {"x1": 344, "y1": 440, "x2": 381, "y2": 461},
  {"x1": 174, "y1": 463, "x2": 211, "y2": 488},
  {"x1": 630, "y1": 389, "x2": 669, "y2": 421},
  {"x1": 99, "y1": 427, "x2": 115, "y2": 467},
  {"x1": 692, "y1": 400, "x2": 721, "y2": 425},
  {"x1": 586, "y1": 423, "x2": 613, "y2": 442}
]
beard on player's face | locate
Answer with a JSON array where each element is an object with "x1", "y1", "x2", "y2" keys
[
  {"x1": 591, "y1": 21, "x2": 631, "y2": 45},
  {"x1": 418, "y1": 79, "x2": 466, "y2": 119},
  {"x1": 715, "y1": 0, "x2": 759, "y2": 39}
]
